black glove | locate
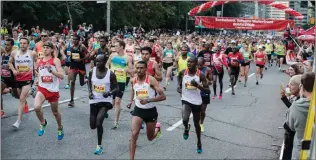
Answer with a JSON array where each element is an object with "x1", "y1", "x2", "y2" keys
[{"x1": 103, "y1": 91, "x2": 111, "y2": 98}]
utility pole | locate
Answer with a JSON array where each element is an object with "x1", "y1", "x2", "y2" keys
[
  {"x1": 106, "y1": 0, "x2": 110, "y2": 34},
  {"x1": 185, "y1": 14, "x2": 188, "y2": 35}
]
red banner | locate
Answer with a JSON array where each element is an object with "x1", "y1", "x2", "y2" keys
[{"x1": 195, "y1": 16, "x2": 295, "y2": 31}]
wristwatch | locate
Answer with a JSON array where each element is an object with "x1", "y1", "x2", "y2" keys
[{"x1": 146, "y1": 99, "x2": 151, "y2": 103}]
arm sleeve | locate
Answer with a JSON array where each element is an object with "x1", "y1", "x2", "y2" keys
[{"x1": 281, "y1": 96, "x2": 292, "y2": 108}]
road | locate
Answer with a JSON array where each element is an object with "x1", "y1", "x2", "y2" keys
[{"x1": 1, "y1": 64, "x2": 289, "y2": 159}]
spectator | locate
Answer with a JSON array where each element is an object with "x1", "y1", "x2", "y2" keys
[
  {"x1": 286, "y1": 72, "x2": 315, "y2": 159},
  {"x1": 287, "y1": 63, "x2": 303, "y2": 77},
  {"x1": 303, "y1": 60, "x2": 313, "y2": 73}
]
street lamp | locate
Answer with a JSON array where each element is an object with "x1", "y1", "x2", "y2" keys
[{"x1": 97, "y1": 0, "x2": 110, "y2": 34}]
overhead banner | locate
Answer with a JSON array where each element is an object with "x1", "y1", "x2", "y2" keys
[{"x1": 195, "y1": 16, "x2": 295, "y2": 31}]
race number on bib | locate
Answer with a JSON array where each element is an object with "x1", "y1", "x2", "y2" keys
[
  {"x1": 72, "y1": 53, "x2": 80, "y2": 60},
  {"x1": 257, "y1": 58, "x2": 263, "y2": 61},
  {"x1": 166, "y1": 52, "x2": 173, "y2": 58},
  {"x1": 114, "y1": 69, "x2": 125, "y2": 77},
  {"x1": 185, "y1": 82, "x2": 197, "y2": 90},
  {"x1": 41, "y1": 76, "x2": 53, "y2": 83},
  {"x1": 94, "y1": 85, "x2": 105, "y2": 93},
  {"x1": 17, "y1": 65, "x2": 29, "y2": 72},
  {"x1": 136, "y1": 89, "x2": 149, "y2": 99}
]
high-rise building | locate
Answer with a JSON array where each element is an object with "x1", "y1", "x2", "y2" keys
[
  {"x1": 265, "y1": 1, "x2": 290, "y2": 20},
  {"x1": 289, "y1": 1, "x2": 309, "y2": 26}
]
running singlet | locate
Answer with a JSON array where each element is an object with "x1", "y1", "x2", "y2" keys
[
  {"x1": 181, "y1": 69, "x2": 202, "y2": 105},
  {"x1": 38, "y1": 58, "x2": 59, "y2": 92},
  {"x1": 89, "y1": 67, "x2": 112, "y2": 104},
  {"x1": 163, "y1": 49, "x2": 174, "y2": 59},
  {"x1": 110, "y1": 55, "x2": 127, "y2": 83},
  {"x1": 70, "y1": 45, "x2": 85, "y2": 70},
  {"x1": 212, "y1": 53, "x2": 224, "y2": 72},
  {"x1": 133, "y1": 54, "x2": 142, "y2": 62},
  {"x1": 151, "y1": 45, "x2": 160, "y2": 63},
  {"x1": 125, "y1": 44, "x2": 134, "y2": 57},
  {"x1": 147, "y1": 60, "x2": 155, "y2": 76},
  {"x1": 177, "y1": 56, "x2": 188, "y2": 75},
  {"x1": 35, "y1": 42, "x2": 44, "y2": 59},
  {"x1": 255, "y1": 51, "x2": 265, "y2": 65},
  {"x1": 13, "y1": 40, "x2": 20, "y2": 50},
  {"x1": 228, "y1": 52, "x2": 243, "y2": 67},
  {"x1": 15, "y1": 50, "x2": 33, "y2": 81},
  {"x1": 1, "y1": 53, "x2": 13, "y2": 79},
  {"x1": 265, "y1": 44, "x2": 272, "y2": 54},
  {"x1": 92, "y1": 42, "x2": 101, "y2": 50},
  {"x1": 276, "y1": 45, "x2": 285, "y2": 55},
  {"x1": 241, "y1": 50, "x2": 250, "y2": 62},
  {"x1": 133, "y1": 75, "x2": 155, "y2": 109}
]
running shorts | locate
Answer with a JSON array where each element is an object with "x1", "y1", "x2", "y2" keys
[
  {"x1": 16, "y1": 80, "x2": 33, "y2": 88},
  {"x1": 241, "y1": 62, "x2": 250, "y2": 67},
  {"x1": 69, "y1": 68, "x2": 86, "y2": 75},
  {"x1": 113, "y1": 82, "x2": 126, "y2": 99},
  {"x1": 162, "y1": 62, "x2": 173, "y2": 70},
  {"x1": 37, "y1": 86, "x2": 59, "y2": 103},
  {"x1": 182, "y1": 100, "x2": 201, "y2": 113},
  {"x1": 256, "y1": 64, "x2": 265, "y2": 68},
  {"x1": 1, "y1": 78, "x2": 16, "y2": 88},
  {"x1": 132, "y1": 106, "x2": 158, "y2": 123},
  {"x1": 90, "y1": 102, "x2": 113, "y2": 111},
  {"x1": 229, "y1": 66, "x2": 240, "y2": 76},
  {"x1": 201, "y1": 95, "x2": 210, "y2": 105}
]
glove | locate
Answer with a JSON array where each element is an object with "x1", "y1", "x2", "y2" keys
[{"x1": 103, "y1": 91, "x2": 111, "y2": 98}]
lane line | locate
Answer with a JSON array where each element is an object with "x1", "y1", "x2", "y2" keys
[
  {"x1": 28, "y1": 97, "x2": 80, "y2": 112},
  {"x1": 279, "y1": 140, "x2": 285, "y2": 160},
  {"x1": 166, "y1": 114, "x2": 192, "y2": 131},
  {"x1": 167, "y1": 72, "x2": 256, "y2": 131}
]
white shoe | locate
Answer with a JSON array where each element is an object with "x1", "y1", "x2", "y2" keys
[{"x1": 13, "y1": 120, "x2": 21, "y2": 129}]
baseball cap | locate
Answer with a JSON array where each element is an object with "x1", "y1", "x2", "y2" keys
[{"x1": 32, "y1": 33, "x2": 39, "y2": 37}]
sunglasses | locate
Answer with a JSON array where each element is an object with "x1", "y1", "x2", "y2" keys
[{"x1": 41, "y1": 35, "x2": 48, "y2": 37}]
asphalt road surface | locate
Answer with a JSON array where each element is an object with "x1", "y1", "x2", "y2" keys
[{"x1": 1, "y1": 64, "x2": 289, "y2": 159}]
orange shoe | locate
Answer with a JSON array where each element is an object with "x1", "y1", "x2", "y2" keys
[{"x1": 24, "y1": 101, "x2": 29, "y2": 113}]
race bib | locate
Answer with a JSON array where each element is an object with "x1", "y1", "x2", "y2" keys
[
  {"x1": 94, "y1": 85, "x2": 105, "y2": 93},
  {"x1": 38, "y1": 52, "x2": 44, "y2": 58},
  {"x1": 1, "y1": 69, "x2": 11, "y2": 77},
  {"x1": 185, "y1": 82, "x2": 197, "y2": 90},
  {"x1": 72, "y1": 53, "x2": 80, "y2": 60},
  {"x1": 114, "y1": 69, "x2": 125, "y2": 77},
  {"x1": 205, "y1": 62, "x2": 211, "y2": 66},
  {"x1": 17, "y1": 65, "x2": 29, "y2": 72},
  {"x1": 150, "y1": 57, "x2": 156, "y2": 61},
  {"x1": 257, "y1": 58, "x2": 263, "y2": 61},
  {"x1": 41, "y1": 76, "x2": 53, "y2": 83},
  {"x1": 166, "y1": 52, "x2": 173, "y2": 58},
  {"x1": 67, "y1": 51, "x2": 71, "y2": 56},
  {"x1": 136, "y1": 89, "x2": 149, "y2": 99}
]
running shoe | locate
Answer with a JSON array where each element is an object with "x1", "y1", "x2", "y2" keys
[
  {"x1": 13, "y1": 120, "x2": 21, "y2": 129},
  {"x1": 94, "y1": 145, "x2": 103, "y2": 155},
  {"x1": 155, "y1": 122, "x2": 162, "y2": 138},
  {"x1": 212, "y1": 95, "x2": 217, "y2": 99},
  {"x1": 231, "y1": 92, "x2": 235, "y2": 95},
  {"x1": 256, "y1": 81, "x2": 259, "y2": 85},
  {"x1": 57, "y1": 126, "x2": 64, "y2": 140},
  {"x1": 105, "y1": 112, "x2": 109, "y2": 119},
  {"x1": 28, "y1": 86, "x2": 37, "y2": 98},
  {"x1": 1, "y1": 111, "x2": 5, "y2": 118},
  {"x1": 261, "y1": 73, "x2": 263, "y2": 79},
  {"x1": 24, "y1": 101, "x2": 29, "y2": 113},
  {"x1": 64, "y1": 84, "x2": 70, "y2": 89},
  {"x1": 244, "y1": 83, "x2": 247, "y2": 87},
  {"x1": 112, "y1": 122, "x2": 118, "y2": 130},
  {"x1": 38, "y1": 119, "x2": 47, "y2": 136},
  {"x1": 183, "y1": 124, "x2": 191, "y2": 140},
  {"x1": 196, "y1": 144, "x2": 203, "y2": 154},
  {"x1": 68, "y1": 100, "x2": 74, "y2": 107},
  {"x1": 200, "y1": 124, "x2": 204, "y2": 133},
  {"x1": 218, "y1": 94, "x2": 222, "y2": 100}
]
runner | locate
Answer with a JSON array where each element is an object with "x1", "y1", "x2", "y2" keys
[
  {"x1": 90, "y1": 36, "x2": 110, "y2": 68},
  {"x1": 197, "y1": 57, "x2": 212, "y2": 133},
  {"x1": 106, "y1": 40, "x2": 133, "y2": 129},
  {"x1": 177, "y1": 56, "x2": 210, "y2": 153},
  {"x1": 34, "y1": 31, "x2": 49, "y2": 59},
  {"x1": 140, "y1": 46, "x2": 162, "y2": 81},
  {"x1": 211, "y1": 46, "x2": 228, "y2": 99},
  {"x1": 197, "y1": 43, "x2": 213, "y2": 68},
  {"x1": 8, "y1": 37, "x2": 37, "y2": 129},
  {"x1": 63, "y1": 36, "x2": 72, "y2": 89},
  {"x1": 124, "y1": 37, "x2": 135, "y2": 88},
  {"x1": 1, "y1": 39, "x2": 18, "y2": 117},
  {"x1": 34, "y1": 41, "x2": 64, "y2": 140},
  {"x1": 227, "y1": 46, "x2": 244, "y2": 95},
  {"x1": 12, "y1": 29, "x2": 20, "y2": 50},
  {"x1": 275, "y1": 40, "x2": 286, "y2": 71},
  {"x1": 239, "y1": 42, "x2": 251, "y2": 87},
  {"x1": 265, "y1": 40, "x2": 273, "y2": 67},
  {"x1": 174, "y1": 44, "x2": 189, "y2": 78},
  {"x1": 68, "y1": 35, "x2": 89, "y2": 107},
  {"x1": 254, "y1": 45, "x2": 267, "y2": 85},
  {"x1": 127, "y1": 61, "x2": 165, "y2": 160},
  {"x1": 88, "y1": 55, "x2": 118, "y2": 155},
  {"x1": 133, "y1": 46, "x2": 142, "y2": 64},
  {"x1": 162, "y1": 42, "x2": 176, "y2": 90}
]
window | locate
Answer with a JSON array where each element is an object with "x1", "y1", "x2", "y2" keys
[{"x1": 300, "y1": 1, "x2": 308, "y2": 8}]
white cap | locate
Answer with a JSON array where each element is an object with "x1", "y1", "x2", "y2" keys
[
  {"x1": 231, "y1": 40, "x2": 236, "y2": 43},
  {"x1": 258, "y1": 45, "x2": 263, "y2": 49},
  {"x1": 267, "y1": 40, "x2": 270, "y2": 43}
]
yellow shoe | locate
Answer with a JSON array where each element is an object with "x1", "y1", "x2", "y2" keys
[{"x1": 200, "y1": 124, "x2": 204, "y2": 133}]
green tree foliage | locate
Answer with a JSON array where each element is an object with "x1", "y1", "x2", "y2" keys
[{"x1": 1, "y1": 1, "x2": 242, "y2": 31}]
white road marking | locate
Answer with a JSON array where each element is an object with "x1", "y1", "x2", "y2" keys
[
  {"x1": 166, "y1": 114, "x2": 192, "y2": 131},
  {"x1": 279, "y1": 140, "x2": 285, "y2": 160},
  {"x1": 28, "y1": 97, "x2": 80, "y2": 112},
  {"x1": 167, "y1": 72, "x2": 256, "y2": 131}
]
